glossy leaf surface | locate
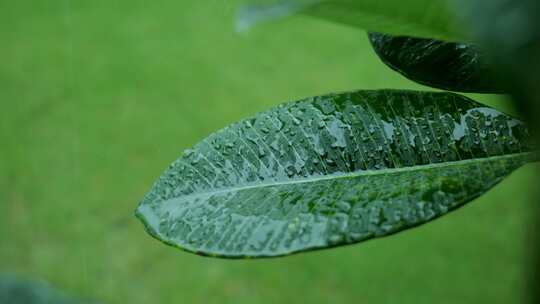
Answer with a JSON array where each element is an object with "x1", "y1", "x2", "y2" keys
[
  {"x1": 368, "y1": 33, "x2": 503, "y2": 93},
  {"x1": 238, "y1": 0, "x2": 463, "y2": 41},
  {"x1": 136, "y1": 90, "x2": 533, "y2": 258}
]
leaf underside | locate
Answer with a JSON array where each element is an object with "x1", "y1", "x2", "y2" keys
[
  {"x1": 368, "y1": 33, "x2": 503, "y2": 93},
  {"x1": 238, "y1": 0, "x2": 463, "y2": 41},
  {"x1": 136, "y1": 90, "x2": 533, "y2": 258}
]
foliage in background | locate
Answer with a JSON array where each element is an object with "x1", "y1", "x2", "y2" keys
[
  {"x1": 0, "y1": 273, "x2": 97, "y2": 304},
  {"x1": 237, "y1": 0, "x2": 463, "y2": 40},
  {"x1": 450, "y1": 0, "x2": 540, "y2": 302}
]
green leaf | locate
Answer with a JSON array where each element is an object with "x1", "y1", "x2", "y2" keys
[
  {"x1": 136, "y1": 90, "x2": 534, "y2": 258},
  {"x1": 450, "y1": 0, "x2": 540, "y2": 130},
  {"x1": 449, "y1": 3, "x2": 540, "y2": 299},
  {"x1": 368, "y1": 32, "x2": 503, "y2": 93},
  {"x1": 237, "y1": 0, "x2": 464, "y2": 41}
]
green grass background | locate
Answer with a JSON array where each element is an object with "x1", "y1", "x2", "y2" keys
[{"x1": 1, "y1": 1, "x2": 538, "y2": 303}]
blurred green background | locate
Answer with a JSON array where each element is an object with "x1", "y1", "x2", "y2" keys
[{"x1": 1, "y1": 1, "x2": 537, "y2": 303}]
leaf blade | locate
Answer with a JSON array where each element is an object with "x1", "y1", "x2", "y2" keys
[
  {"x1": 136, "y1": 90, "x2": 533, "y2": 258},
  {"x1": 368, "y1": 32, "x2": 504, "y2": 93},
  {"x1": 237, "y1": 0, "x2": 464, "y2": 41}
]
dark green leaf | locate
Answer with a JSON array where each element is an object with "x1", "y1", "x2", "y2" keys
[
  {"x1": 448, "y1": 1, "x2": 540, "y2": 301},
  {"x1": 368, "y1": 32, "x2": 503, "y2": 93},
  {"x1": 136, "y1": 90, "x2": 534, "y2": 258},
  {"x1": 450, "y1": 0, "x2": 540, "y2": 130},
  {"x1": 238, "y1": 0, "x2": 464, "y2": 41}
]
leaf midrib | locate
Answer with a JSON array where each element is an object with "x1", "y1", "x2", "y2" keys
[{"x1": 156, "y1": 152, "x2": 531, "y2": 203}]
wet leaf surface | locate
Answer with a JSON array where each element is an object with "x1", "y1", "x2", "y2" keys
[
  {"x1": 136, "y1": 90, "x2": 534, "y2": 258},
  {"x1": 368, "y1": 33, "x2": 503, "y2": 93}
]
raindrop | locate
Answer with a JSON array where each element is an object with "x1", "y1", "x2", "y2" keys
[{"x1": 286, "y1": 165, "x2": 296, "y2": 177}]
